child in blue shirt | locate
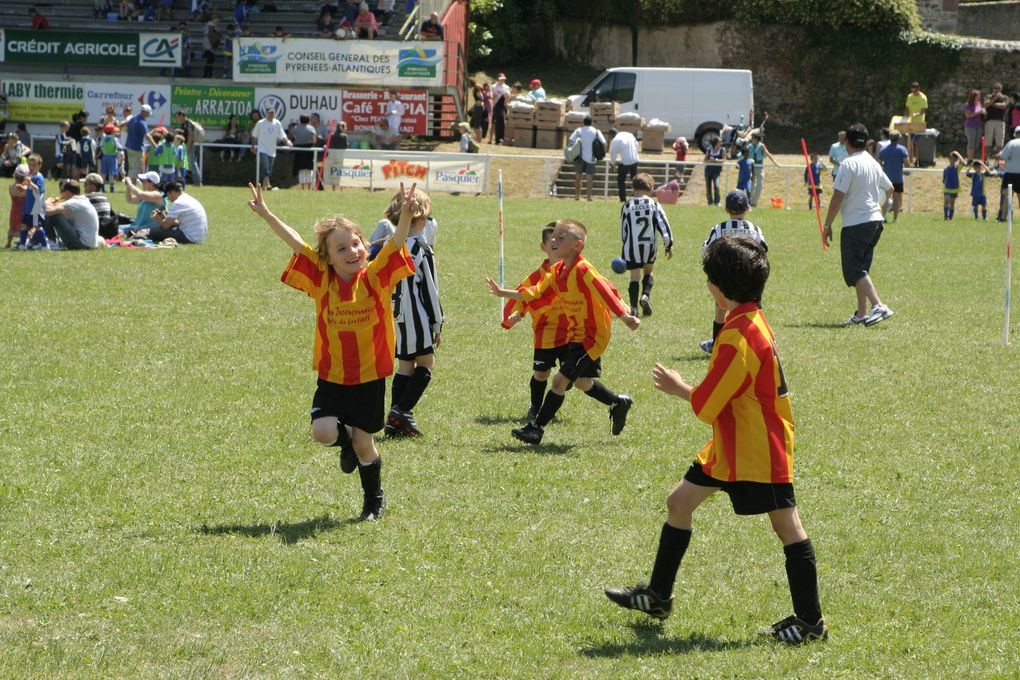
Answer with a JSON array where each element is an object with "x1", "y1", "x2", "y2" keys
[
  {"x1": 735, "y1": 146, "x2": 753, "y2": 201},
  {"x1": 803, "y1": 153, "x2": 825, "y2": 210},
  {"x1": 99, "y1": 124, "x2": 124, "y2": 192},
  {"x1": 965, "y1": 160, "x2": 994, "y2": 220},
  {"x1": 18, "y1": 154, "x2": 48, "y2": 249},
  {"x1": 942, "y1": 151, "x2": 962, "y2": 221}
]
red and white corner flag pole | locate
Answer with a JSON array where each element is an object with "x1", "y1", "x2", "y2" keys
[
  {"x1": 801, "y1": 138, "x2": 828, "y2": 251},
  {"x1": 1006, "y1": 185, "x2": 1013, "y2": 345}
]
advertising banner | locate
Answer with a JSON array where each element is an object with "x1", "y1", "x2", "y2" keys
[
  {"x1": 0, "y1": 29, "x2": 182, "y2": 68},
  {"x1": 84, "y1": 83, "x2": 173, "y2": 126},
  {"x1": 339, "y1": 88, "x2": 427, "y2": 136},
  {"x1": 171, "y1": 84, "x2": 254, "y2": 128},
  {"x1": 0, "y1": 79, "x2": 84, "y2": 123},
  {"x1": 234, "y1": 38, "x2": 443, "y2": 87},
  {"x1": 323, "y1": 154, "x2": 485, "y2": 195},
  {"x1": 254, "y1": 87, "x2": 342, "y2": 129}
]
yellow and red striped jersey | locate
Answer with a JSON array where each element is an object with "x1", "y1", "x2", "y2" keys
[
  {"x1": 519, "y1": 256, "x2": 628, "y2": 360},
  {"x1": 502, "y1": 259, "x2": 571, "y2": 349},
  {"x1": 282, "y1": 240, "x2": 414, "y2": 385},
  {"x1": 690, "y1": 303, "x2": 795, "y2": 483}
]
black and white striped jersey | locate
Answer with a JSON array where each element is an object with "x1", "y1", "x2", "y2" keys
[
  {"x1": 702, "y1": 219, "x2": 768, "y2": 254},
  {"x1": 393, "y1": 233, "x2": 443, "y2": 356},
  {"x1": 620, "y1": 196, "x2": 673, "y2": 264}
]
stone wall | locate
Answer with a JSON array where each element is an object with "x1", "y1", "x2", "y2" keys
[
  {"x1": 553, "y1": 21, "x2": 1020, "y2": 153},
  {"x1": 917, "y1": 0, "x2": 959, "y2": 34},
  {"x1": 958, "y1": 1, "x2": 1020, "y2": 41}
]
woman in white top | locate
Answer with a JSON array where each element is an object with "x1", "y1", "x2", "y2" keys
[{"x1": 386, "y1": 91, "x2": 406, "y2": 139}]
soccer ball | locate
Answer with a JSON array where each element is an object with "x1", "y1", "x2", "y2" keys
[{"x1": 610, "y1": 257, "x2": 626, "y2": 274}]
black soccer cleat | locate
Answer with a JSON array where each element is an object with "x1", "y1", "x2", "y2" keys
[
  {"x1": 360, "y1": 493, "x2": 387, "y2": 522},
  {"x1": 609, "y1": 395, "x2": 633, "y2": 435},
  {"x1": 640, "y1": 294, "x2": 652, "y2": 316},
  {"x1": 511, "y1": 421, "x2": 544, "y2": 445},
  {"x1": 604, "y1": 584, "x2": 673, "y2": 620},
  {"x1": 387, "y1": 408, "x2": 422, "y2": 437},
  {"x1": 337, "y1": 423, "x2": 357, "y2": 474},
  {"x1": 760, "y1": 615, "x2": 829, "y2": 645},
  {"x1": 383, "y1": 423, "x2": 399, "y2": 438}
]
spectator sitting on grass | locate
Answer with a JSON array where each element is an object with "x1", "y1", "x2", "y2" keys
[
  {"x1": 136, "y1": 181, "x2": 208, "y2": 245},
  {"x1": 122, "y1": 171, "x2": 167, "y2": 230},
  {"x1": 44, "y1": 179, "x2": 103, "y2": 250}
]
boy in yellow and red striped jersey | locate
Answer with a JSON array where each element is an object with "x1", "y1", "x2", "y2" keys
[
  {"x1": 487, "y1": 219, "x2": 641, "y2": 445},
  {"x1": 246, "y1": 181, "x2": 419, "y2": 522},
  {"x1": 605, "y1": 236, "x2": 827, "y2": 645}
]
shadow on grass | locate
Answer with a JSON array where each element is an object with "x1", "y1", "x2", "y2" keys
[
  {"x1": 197, "y1": 514, "x2": 357, "y2": 545},
  {"x1": 475, "y1": 414, "x2": 526, "y2": 426},
  {"x1": 786, "y1": 321, "x2": 850, "y2": 329},
  {"x1": 670, "y1": 353, "x2": 711, "y2": 362},
  {"x1": 580, "y1": 622, "x2": 760, "y2": 657},
  {"x1": 481, "y1": 442, "x2": 574, "y2": 456}
]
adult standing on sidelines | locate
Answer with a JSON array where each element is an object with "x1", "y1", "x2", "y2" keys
[
  {"x1": 491, "y1": 74, "x2": 511, "y2": 145},
  {"x1": 983, "y1": 83, "x2": 1009, "y2": 158},
  {"x1": 747, "y1": 131, "x2": 779, "y2": 208},
  {"x1": 124, "y1": 104, "x2": 151, "y2": 179},
  {"x1": 827, "y1": 131, "x2": 847, "y2": 180},
  {"x1": 567, "y1": 117, "x2": 606, "y2": 202},
  {"x1": 904, "y1": 82, "x2": 927, "y2": 165},
  {"x1": 176, "y1": 111, "x2": 202, "y2": 186},
  {"x1": 251, "y1": 108, "x2": 292, "y2": 190},
  {"x1": 385, "y1": 91, "x2": 406, "y2": 144},
  {"x1": 878, "y1": 130, "x2": 908, "y2": 223},
  {"x1": 996, "y1": 125, "x2": 1020, "y2": 222},
  {"x1": 822, "y1": 123, "x2": 895, "y2": 327},
  {"x1": 608, "y1": 128, "x2": 639, "y2": 203}
]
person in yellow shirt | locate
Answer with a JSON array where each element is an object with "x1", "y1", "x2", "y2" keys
[
  {"x1": 486, "y1": 219, "x2": 641, "y2": 444},
  {"x1": 604, "y1": 236, "x2": 827, "y2": 646},
  {"x1": 905, "y1": 81, "x2": 928, "y2": 165},
  {"x1": 246, "y1": 181, "x2": 419, "y2": 522}
]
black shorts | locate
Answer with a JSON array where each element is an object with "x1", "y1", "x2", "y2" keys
[
  {"x1": 840, "y1": 220, "x2": 884, "y2": 287},
  {"x1": 395, "y1": 347, "x2": 434, "y2": 361},
  {"x1": 558, "y1": 342, "x2": 601, "y2": 381},
  {"x1": 310, "y1": 377, "x2": 386, "y2": 433},
  {"x1": 533, "y1": 346, "x2": 568, "y2": 373},
  {"x1": 1002, "y1": 173, "x2": 1020, "y2": 192},
  {"x1": 625, "y1": 258, "x2": 654, "y2": 270},
  {"x1": 684, "y1": 461, "x2": 796, "y2": 516},
  {"x1": 891, "y1": 182, "x2": 904, "y2": 193}
]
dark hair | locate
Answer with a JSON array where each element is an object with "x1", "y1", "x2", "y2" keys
[
  {"x1": 583, "y1": 116, "x2": 592, "y2": 126},
  {"x1": 607, "y1": 128, "x2": 618, "y2": 137},
  {"x1": 702, "y1": 236, "x2": 770, "y2": 304},
  {"x1": 632, "y1": 173, "x2": 654, "y2": 192},
  {"x1": 541, "y1": 224, "x2": 555, "y2": 243},
  {"x1": 163, "y1": 181, "x2": 183, "y2": 194},
  {"x1": 299, "y1": 114, "x2": 310, "y2": 124},
  {"x1": 59, "y1": 179, "x2": 81, "y2": 195}
]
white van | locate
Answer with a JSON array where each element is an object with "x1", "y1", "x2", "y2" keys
[{"x1": 567, "y1": 67, "x2": 754, "y2": 149}]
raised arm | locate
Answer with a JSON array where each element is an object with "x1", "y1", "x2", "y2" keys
[
  {"x1": 246, "y1": 182, "x2": 305, "y2": 254},
  {"x1": 387, "y1": 181, "x2": 417, "y2": 251}
]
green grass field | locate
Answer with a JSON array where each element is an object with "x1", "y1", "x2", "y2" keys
[{"x1": 1, "y1": 185, "x2": 1017, "y2": 678}]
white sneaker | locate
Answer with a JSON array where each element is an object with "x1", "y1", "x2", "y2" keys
[
  {"x1": 844, "y1": 313, "x2": 868, "y2": 326},
  {"x1": 699, "y1": 339, "x2": 714, "y2": 354},
  {"x1": 864, "y1": 304, "x2": 894, "y2": 326}
]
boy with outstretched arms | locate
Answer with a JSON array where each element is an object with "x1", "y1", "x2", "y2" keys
[
  {"x1": 605, "y1": 236, "x2": 827, "y2": 645},
  {"x1": 697, "y1": 190, "x2": 768, "y2": 354},
  {"x1": 246, "y1": 181, "x2": 418, "y2": 521},
  {"x1": 486, "y1": 219, "x2": 640, "y2": 445},
  {"x1": 619, "y1": 173, "x2": 673, "y2": 317}
]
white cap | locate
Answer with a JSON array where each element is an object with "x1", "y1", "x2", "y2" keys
[
  {"x1": 141, "y1": 104, "x2": 153, "y2": 114},
  {"x1": 1015, "y1": 125, "x2": 1020, "y2": 136},
  {"x1": 138, "y1": 171, "x2": 161, "y2": 184}
]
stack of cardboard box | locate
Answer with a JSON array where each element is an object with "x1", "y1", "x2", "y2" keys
[
  {"x1": 642, "y1": 121, "x2": 670, "y2": 153},
  {"x1": 508, "y1": 105, "x2": 536, "y2": 148},
  {"x1": 616, "y1": 114, "x2": 644, "y2": 138},
  {"x1": 590, "y1": 102, "x2": 618, "y2": 132},
  {"x1": 534, "y1": 100, "x2": 566, "y2": 149}
]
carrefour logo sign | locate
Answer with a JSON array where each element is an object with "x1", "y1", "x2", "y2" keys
[{"x1": 140, "y1": 33, "x2": 182, "y2": 67}]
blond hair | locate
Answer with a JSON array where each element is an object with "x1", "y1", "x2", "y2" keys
[
  {"x1": 313, "y1": 215, "x2": 365, "y2": 262},
  {"x1": 554, "y1": 218, "x2": 587, "y2": 239},
  {"x1": 383, "y1": 187, "x2": 432, "y2": 224}
]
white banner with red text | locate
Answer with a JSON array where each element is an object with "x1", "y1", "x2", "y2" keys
[{"x1": 322, "y1": 152, "x2": 487, "y2": 195}]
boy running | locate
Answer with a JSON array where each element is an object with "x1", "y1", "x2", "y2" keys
[
  {"x1": 619, "y1": 173, "x2": 673, "y2": 317},
  {"x1": 605, "y1": 236, "x2": 827, "y2": 645},
  {"x1": 697, "y1": 190, "x2": 768, "y2": 354},
  {"x1": 246, "y1": 181, "x2": 418, "y2": 522},
  {"x1": 486, "y1": 219, "x2": 640, "y2": 445}
]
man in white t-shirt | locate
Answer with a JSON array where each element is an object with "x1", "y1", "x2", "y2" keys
[
  {"x1": 996, "y1": 125, "x2": 1020, "y2": 221},
  {"x1": 147, "y1": 182, "x2": 208, "y2": 244},
  {"x1": 822, "y1": 123, "x2": 895, "y2": 327},
  {"x1": 567, "y1": 116, "x2": 606, "y2": 201},
  {"x1": 251, "y1": 108, "x2": 293, "y2": 190},
  {"x1": 608, "y1": 127, "x2": 640, "y2": 202},
  {"x1": 44, "y1": 179, "x2": 102, "y2": 250}
]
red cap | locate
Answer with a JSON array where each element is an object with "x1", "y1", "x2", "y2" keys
[
  {"x1": 530, "y1": 79, "x2": 541, "y2": 88},
  {"x1": 103, "y1": 124, "x2": 116, "y2": 133}
]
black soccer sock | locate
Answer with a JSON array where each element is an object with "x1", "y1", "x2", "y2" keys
[
  {"x1": 648, "y1": 523, "x2": 692, "y2": 599},
  {"x1": 395, "y1": 366, "x2": 432, "y2": 412},
  {"x1": 628, "y1": 281, "x2": 639, "y2": 309},
  {"x1": 712, "y1": 321, "x2": 725, "y2": 340},
  {"x1": 530, "y1": 377, "x2": 547, "y2": 410},
  {"x1": 330, "y1": 419, "x2": 348, "y2": 447},
  {"x1": 784, "y1": 539, "x2": 823, "y2": 623},
  {"x1": 358, "y1": 457, "x2": 382, "y2": 497},
  {"x1": 583, "y1": 380, "x2": 617, "y2": 406},
  {"x1": 534, "y1": 390, "x2": 565, "y2": 427},
  {"x1": 641, "y1": 273, "x2": 654, "y2": 298},
  {"x1": 390, "y1": 372, "x2": 410, "y2": 408}
]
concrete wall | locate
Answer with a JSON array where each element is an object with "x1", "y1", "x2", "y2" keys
[
  {"x1": 553, "y1": 21, "x2": 1020, "y2": 152},
  {"x1": 959, "y1": 1, "x2": 1020, "y2": 41},
  {"x1": 918, "y1": 0, "x2": 959, "y2": 34}
]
